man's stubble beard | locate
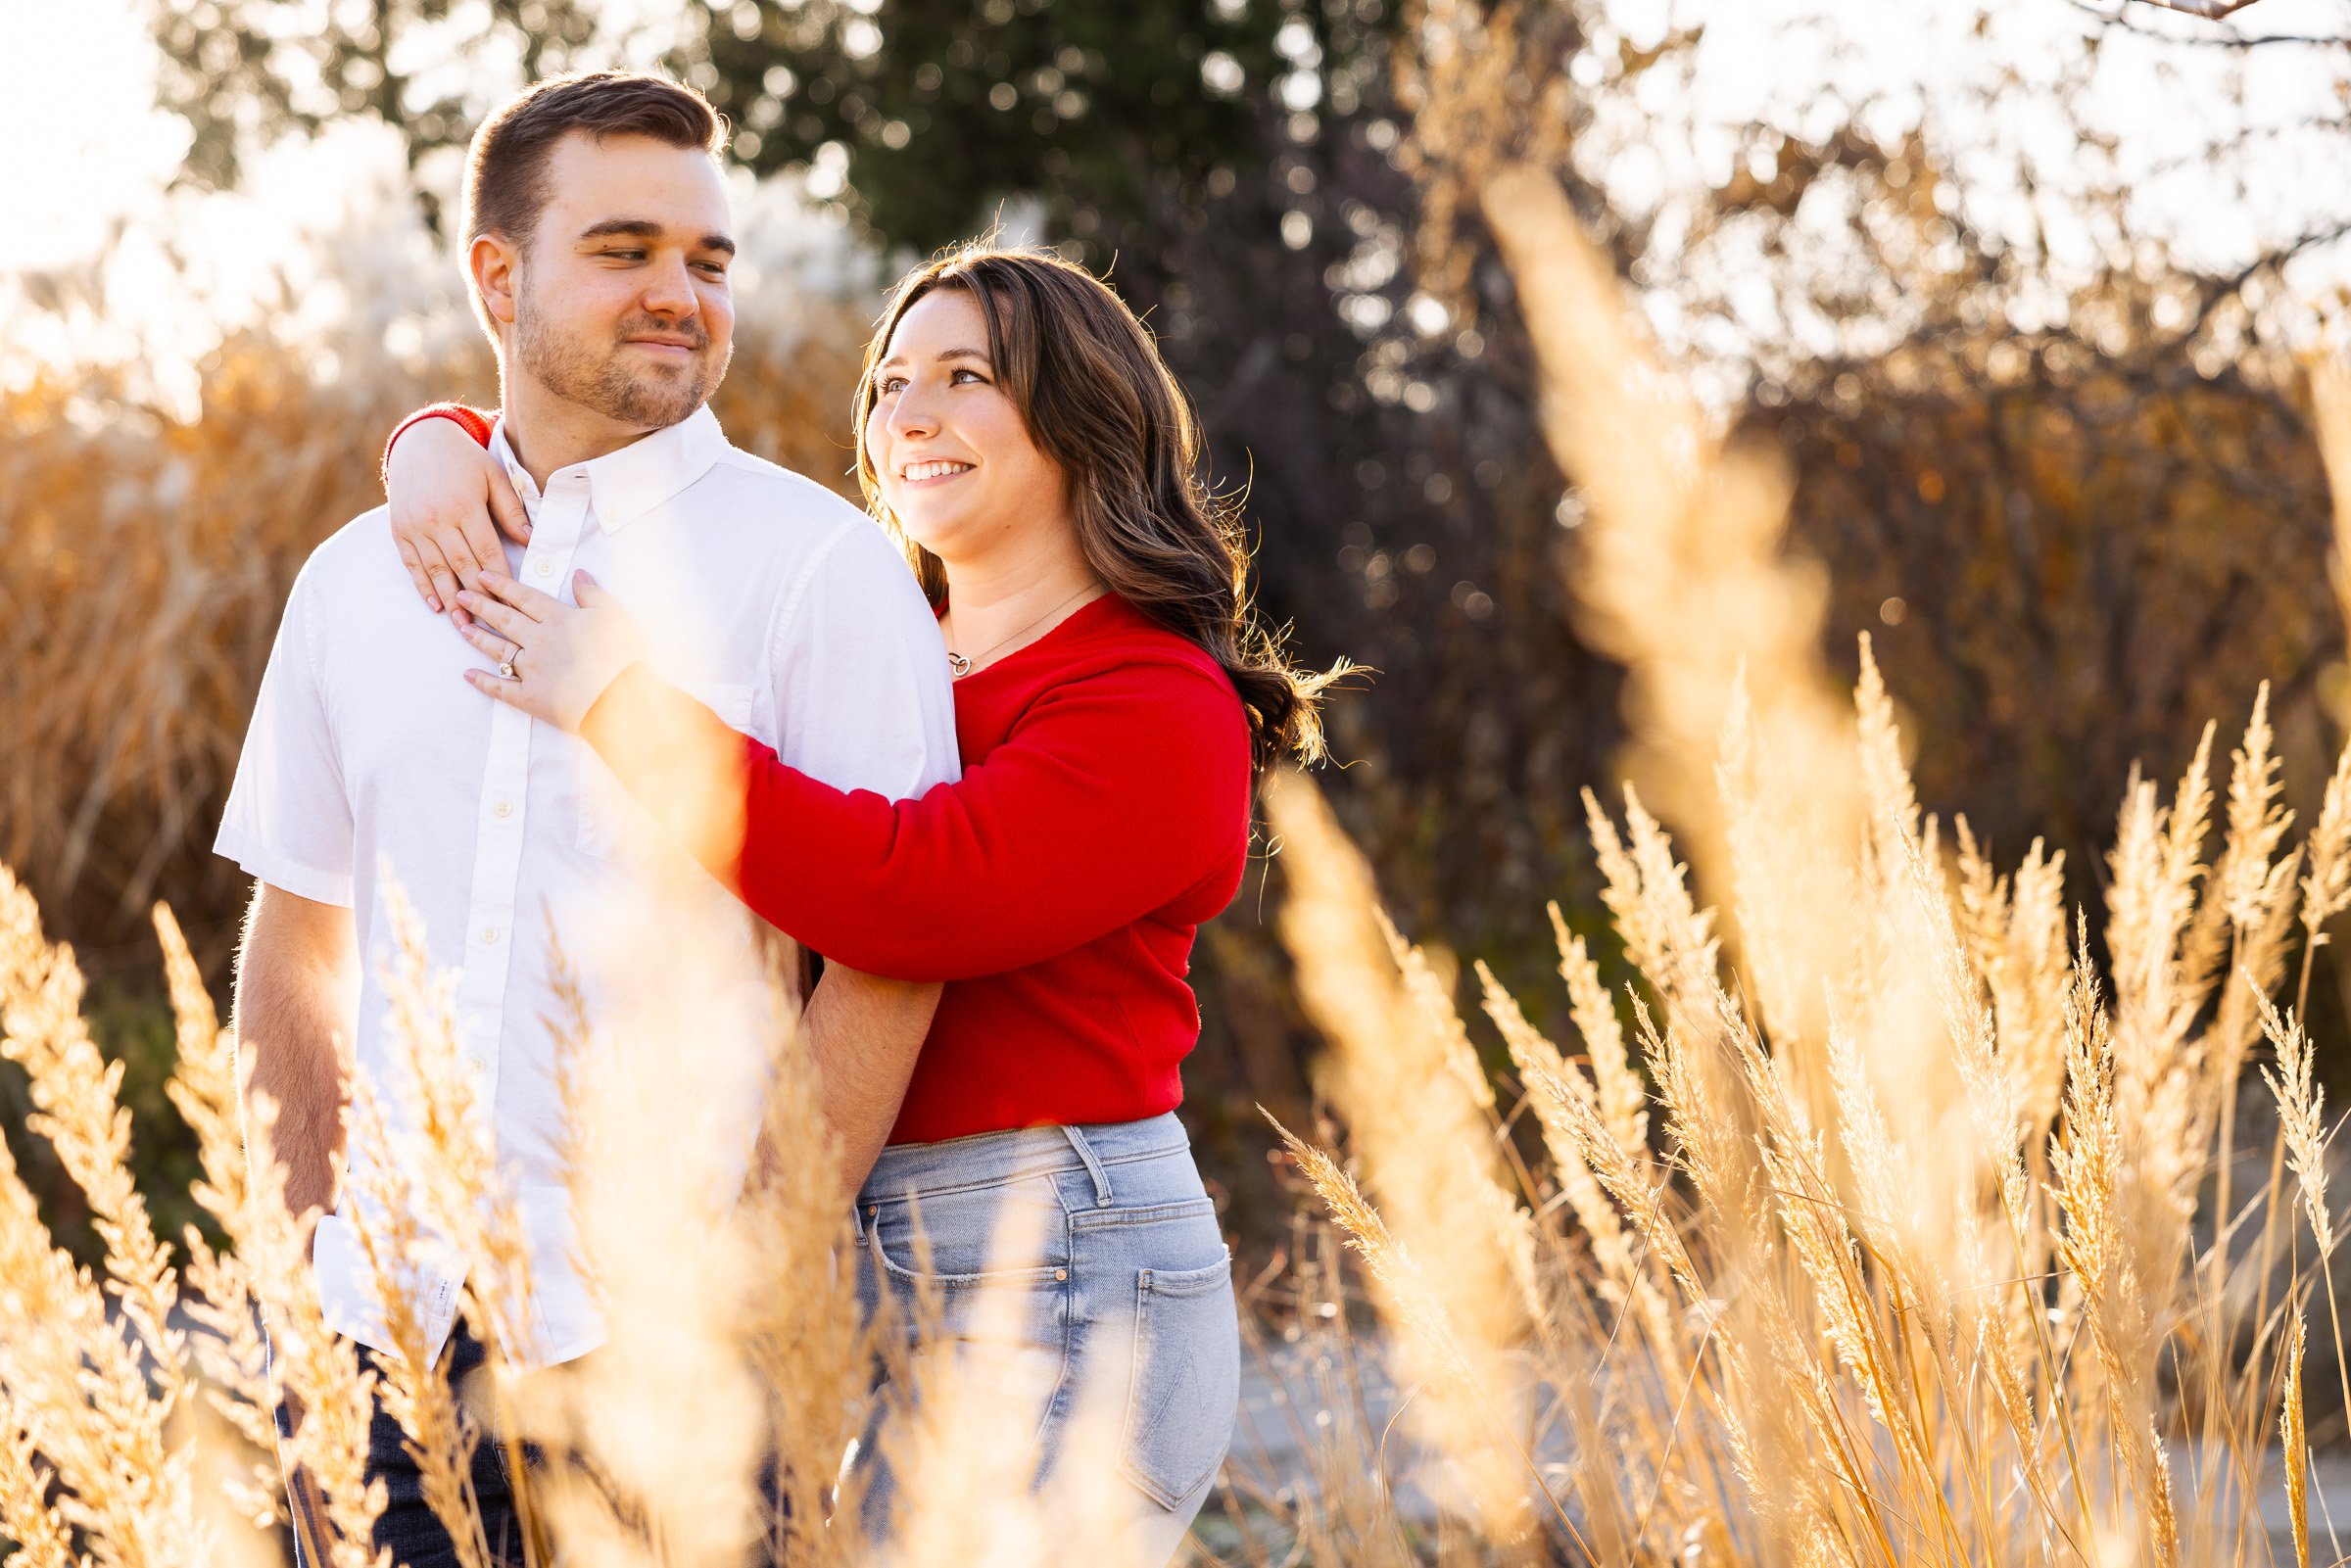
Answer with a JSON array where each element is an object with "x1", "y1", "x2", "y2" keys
[{"x1": 513, "y1": 279, "x2": 731, "y2": 430}]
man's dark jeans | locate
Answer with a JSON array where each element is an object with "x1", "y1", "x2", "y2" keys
[
  {"x1": 280, "y1": 1322, "x2": 799, "y2": 1566},
  {"x1": 281, "y1": 1319, "x2": 528, "y2": 1568}
]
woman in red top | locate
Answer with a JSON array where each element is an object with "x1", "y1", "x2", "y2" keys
[{"x1": 380, "y1": 247, "x2": 1340, "y2": 1554}]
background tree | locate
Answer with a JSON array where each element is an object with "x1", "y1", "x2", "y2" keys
[{"x1": 130, "y1": 0, "x2": 2351, "y2": 1232}]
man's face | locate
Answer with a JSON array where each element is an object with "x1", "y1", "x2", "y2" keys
[{"x1": 507, "y1": 131, "x2": 737, "y2": 430}]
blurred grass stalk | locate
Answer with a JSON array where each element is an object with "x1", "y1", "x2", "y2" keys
[
  {"x1": 21, "y1": 25, "x2": 2351, "y2": 1559},
  {"x1": 0, "y1": 761, "x2": 1176, "y2": 1566},
  {"x1": 1256, "y1": 46, "x2": 2351, "y2": 1548},
  {"x1": 2302, "y1": 358, "x2": 2351, "y2": 654},
  {"x1": 1, "y1": 596, "x2": 1244, "y2": 1567}
]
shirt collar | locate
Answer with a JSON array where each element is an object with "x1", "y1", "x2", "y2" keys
[{"x1": 486, "y1": 404, "x2": 731, "y2": 533}]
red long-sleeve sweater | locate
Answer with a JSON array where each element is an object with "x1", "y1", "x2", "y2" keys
[
  {"x1": 752, "y1": 595, "x2": 1253, "y2": 1139},
  {"x1": 597, "y1": 594, "x2": 1254, "y2": 1142},
  {"x1": 392, "y1": 404, "x2": 1255, "y2": 1141}
]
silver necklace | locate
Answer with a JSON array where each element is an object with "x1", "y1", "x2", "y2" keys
[{"x1": 945, "y1": 583, "x2": 1101, "y2": 679}]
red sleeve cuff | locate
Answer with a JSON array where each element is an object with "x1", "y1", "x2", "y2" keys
[{"x1": 381, "y1": 403, "x2": 495, "y2": 488}]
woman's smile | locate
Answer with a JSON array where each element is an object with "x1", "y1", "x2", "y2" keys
[{"x1": 901, "y1": 458, "x2": 976, "y2": 488}]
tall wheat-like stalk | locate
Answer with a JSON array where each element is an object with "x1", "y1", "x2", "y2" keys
[
  {"x1": 1262, "y1": 770, "x2": 1548, "y2": 1549},
  {"x1": 543, "y1": 753, "x2": 779, "y2": 1568},
  {"x1": 16, "y1": 60, "x2": 2351, "y2": 1562},
  {"x1": 1252, "y1": 22, "x2": 2351, "y2": 1553},
  {"x1": 0, "y1": 866, "x2": 200, "y2": 1567},
  {"x1": 154, "y1": 904, "x2": 284, "y2": 1531},
  {"x1": 727, "y1": 965, "x2": 889, "y2": 1568},
  {"x1": 1271, "y1": 666, "x2": 2351, "y2": 1560}
]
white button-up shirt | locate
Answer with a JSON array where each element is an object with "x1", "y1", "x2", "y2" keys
[{"x1": 217, "y1": 406, "x2": 960, "y2": 1365}]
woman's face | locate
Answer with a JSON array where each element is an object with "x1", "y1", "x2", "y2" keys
[{"x1": 864, "y1": 286, "x2": 1070, "y2": 567}]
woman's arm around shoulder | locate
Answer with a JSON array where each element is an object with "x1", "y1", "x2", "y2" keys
[{"x1": 382, "y1": 404, "x2": 530, "y2": 616}]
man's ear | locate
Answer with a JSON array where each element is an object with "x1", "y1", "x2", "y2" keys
[{"x1": 468, "y1": 233, "x2": 522, "y2": 330}]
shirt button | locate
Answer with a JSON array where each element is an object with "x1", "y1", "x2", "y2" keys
[
  {"x1": 494, "y1": 800, "x2": 511, "y2": 818},
  {"x1": 533, "y1": 559, "x2": 554, "y2": 578},
  {"x1": 469, "y1": 1055, "x2": 489, "y2": 1073},
  {"x1": 480, "y1": 926, "x2": 500, "y2": 945}
]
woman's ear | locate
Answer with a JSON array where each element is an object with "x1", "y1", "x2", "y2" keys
[{"x1": 468, "y1": 233, "x2": 522, "y2": 331}]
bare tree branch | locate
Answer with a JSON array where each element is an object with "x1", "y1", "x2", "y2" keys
[
  {"x1": 2076, "y1": 0, "x2": 2345, "y2": 47},
  {"x1": 2130, "y1": 0, "x2": 2268, "y2": 17}
]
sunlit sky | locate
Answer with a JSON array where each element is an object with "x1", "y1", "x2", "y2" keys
[
  {"x1": 6, "y1": 1, "x2": 188, "y2": 273},
  {"x1": 12, "y1": 0, "x2": 2351, "y2": 382}
]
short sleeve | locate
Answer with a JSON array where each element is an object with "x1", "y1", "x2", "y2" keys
[
  {"x1": 216, "y1": 558, "x2": 358, "y2": 906},
  {"x1": 766, "y1": 518, "x2": 961, "y2": 800}
]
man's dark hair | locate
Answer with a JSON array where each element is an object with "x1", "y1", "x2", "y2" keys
[{"x1": 464, "y1": 71, "x2": 724, "y2": 249}]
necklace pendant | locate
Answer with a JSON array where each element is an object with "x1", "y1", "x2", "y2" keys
[{"x1": 946, "y1": 650, "x2": 972, "y2": 678}]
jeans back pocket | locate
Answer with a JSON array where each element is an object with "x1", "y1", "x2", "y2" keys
[
  {"x1": 1118, "y1": 1253, "x2": 1240, "y2": 1509},
  {"x1": 862, "y1": 1180, "x2": 1075, "y2": 1480}
]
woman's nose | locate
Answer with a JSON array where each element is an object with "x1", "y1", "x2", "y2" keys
[{"x1": 887, "y1": 390, "x2": 937, "y2": 441}]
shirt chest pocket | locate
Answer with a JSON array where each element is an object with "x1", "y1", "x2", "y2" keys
[{"x1": 575, "y1": 680, "x2": 758, "y2": 870}]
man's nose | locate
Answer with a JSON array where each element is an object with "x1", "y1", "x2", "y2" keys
[{"x1": 640, "y1": 255, "x2": 699, "y2": 319}]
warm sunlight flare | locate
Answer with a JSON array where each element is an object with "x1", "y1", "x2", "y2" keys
[{"x1": 16, "y1": 0, "x2": 2351, "y2": 1563}]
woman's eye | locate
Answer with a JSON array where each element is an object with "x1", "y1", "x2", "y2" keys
[
  {"x1": 951, "y1": 368, "x2": 985, "y2": 385},
  {"x1": 878, "y1": 376, "x2": 907, "y2": 396}
]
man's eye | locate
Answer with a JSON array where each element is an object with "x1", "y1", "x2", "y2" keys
[
  {"x1": 599, "y1": 249, "x2": 647, "y2": 261},
  {"x1": 694, "y1": 261, "x2": 728, "y2": 276}
]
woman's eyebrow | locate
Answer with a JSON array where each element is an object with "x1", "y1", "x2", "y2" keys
[{"x1": 877, "y1": 347, "x2": 991, "y2": 370}]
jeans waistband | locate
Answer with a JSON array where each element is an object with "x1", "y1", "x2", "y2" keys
[{"x1": 859, "y1": 1113, "x2": 1191, "y2": 1205}]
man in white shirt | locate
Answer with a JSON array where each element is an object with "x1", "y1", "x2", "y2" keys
[{"x1": 216, "y1": 72, "x2": 957, "y2": 1563}]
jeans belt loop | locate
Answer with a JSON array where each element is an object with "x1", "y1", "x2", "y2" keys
[{"x1": 1063, "y1": 1124, "x2": 1115, "y2": 1207}]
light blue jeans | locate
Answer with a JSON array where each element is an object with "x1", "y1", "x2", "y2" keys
[{"x1": 849, "y1": 1114, "x2": 1239, "y2": 1561}]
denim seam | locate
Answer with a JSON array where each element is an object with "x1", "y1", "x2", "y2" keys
[
  {"x1": 1136, "y1": 1253, "x2": 1234, "y2": 1293},
  {"x1": 864, "y1": 1167, "x2": 1079, "y2": 1207},
  {"x1": 864, "y1": 1183, "x2": 1077, "y2": 1283},
  {"x1": 869, "y1": 1127, "x2": 1186, "y2": 1164},
  {"x1": 863, "y1": 1147, "x2": 1185, "y2": 1205},
  {"x1": 869, "y1": 1249, "x2": 1069, "y2": 1287},
  {"x1": 1069, "y1": 1198, "x2": 1218, "y2": 1233}
]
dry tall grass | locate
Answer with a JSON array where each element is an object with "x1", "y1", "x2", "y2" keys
[
  {"x1": 9, "y1": 667, "x2": 2342, "y2": 1565},
  {"x1": 0, "y1": 853, "x2": 1194, "y2": 1566},
  {"x1": 13, "y1": 41, "x2": 2351, "y2": 1567},
  {"x1": 0, "y1": 194, "x2": 873, "y2": 973},
  {"x1": 1238, "y1": 53, "x2": 2351, "y2": 1562},
  {"x1": 1262, "y1": 673, "x2": 2349, "y2": 1562}
]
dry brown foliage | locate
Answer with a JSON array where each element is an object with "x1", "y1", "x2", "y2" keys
[
  {"x1": 0, "y1": 292, "x2": 868, "y2": 978},
  {"x1": 1234, "y1": 24, "x2": 2351, "y2": 1553},
  {"x1": 0, "y1": 856, "x2": 1190, "y2": 1566}
]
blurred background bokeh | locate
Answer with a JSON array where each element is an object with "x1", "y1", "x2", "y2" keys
[{"x1": 12, "y1": 0, "x2": 2351, "y2": 1254}]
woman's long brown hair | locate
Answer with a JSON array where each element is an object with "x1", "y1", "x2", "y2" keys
[{"x1": 852, "y1": 245, "x2": 1349, "y2": 772}]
